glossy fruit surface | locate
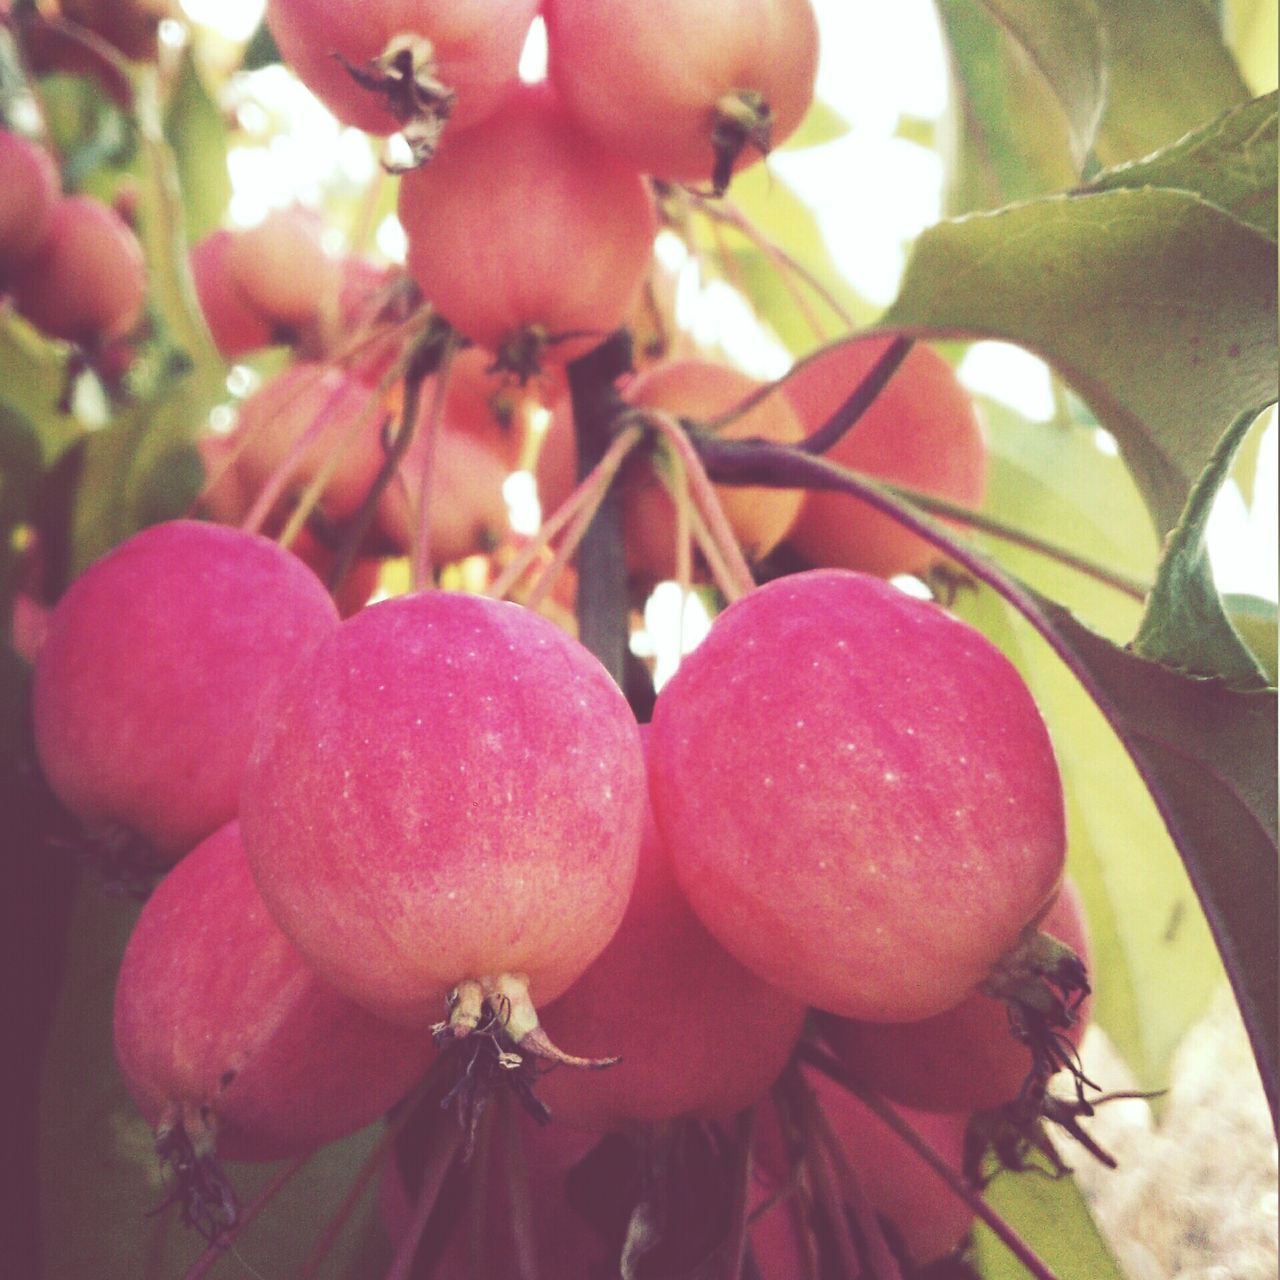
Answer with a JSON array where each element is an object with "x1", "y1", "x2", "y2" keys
[
  {"x1": 820, "y1": 878, "x2": 1092, "y2": 1112},
  {"x1": 399, "y1": 82, "x2": 656, "y2": 366},
  {"x1": 10, "y1": 195, "x2": 146, "y2": 341},
  {"x1": 33, "y1": 519, "x2": 339, "y2": 861},
  {"x1": 785, "y1": 336, "x2": 987, "y2": 578},
  {"x1": 266, "y1": 0, "x2": 537, "y2": 137},
  {"x1": 536, "y1": 730, "x2": 806, "y2": 1131},
  {"x1": 0, "y1": 130, "x2": 60, "y2": 265},
  {"x1": 545, "y1": 0, "x2": 819, "y2": 188},
  {"x1": 240, "y1": 590, "x2": 646, "y2": 1026},
  {"x1": 648, "y1": 569, "x2": 1066, "y2": 1021},
  {"x1": 114, "y1": 821, "x2": 434, "y2": 1162}
]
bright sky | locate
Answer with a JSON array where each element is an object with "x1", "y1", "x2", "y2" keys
[{"x1": 179, "y1": 0, "x2": 1278, "y2": 608}]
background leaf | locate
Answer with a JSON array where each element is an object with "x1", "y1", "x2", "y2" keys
[
  {"x1": 882, "y1": 186, "x2": 1278, "y2": 533},
  {"x1": 164, "y1": 49, "x2": 232, "y2": 246}
]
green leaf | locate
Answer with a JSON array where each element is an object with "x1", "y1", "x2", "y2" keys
[
  {"x1": 1093, "y1": 0, "x2": 1251, "y2": 166},
  {"x1": 1133, "y1": 406, "x2": 1271, "y2": 687},
  {"x1": 974, "y1": 393, "x2": 1158, "y2": 640},
  {"x1": 936, "y1": 0, "x2": 1083, "y2": 213},
  {"x1": 1225, "y1": 593, "x2": 1279, "y2": 682},
  {"x1": 1226, "y1": 0, "x2": 1280, "y2": 96},
  {"x1": 1083, "y1": 91, "x2": 1278, "y2": 239},
  {"x1": 881, "y1": 187, "x2": 1279, "y2": 534},
  {"x1": 972, "y1": 0, "x2": 1107, "y2": 164},
  {"x1": 952, "y1": 585, "x2": 1223, "y2": 1093},
  {"x1": 164, "y1": 49, "x2": 232, "y2": 245},
  {"x1": 0, "y1": 315, "x2": 83, "y2": 468},
  {"x1": 780, "y1": 98, "x2": 850, "y2": 151},
  {"x1": 972, "y1": 1167, "x2": 1125, "y2": 1279}
]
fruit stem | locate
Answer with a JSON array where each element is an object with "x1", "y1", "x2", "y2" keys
[
  {"x1": 626, "y1": 407, "x2": 756, "y2": 601},
  {"x1": 484, "y1": 972, "x2": 620, "y2": 1069},
  {"x1": 710, "y1": 90, "x2": 773, "y2": 197},
  {"x1": 409, "y1": 328, "x2": 461, "y2": 589},
  {"x1": 798, "y1": 1040, "x2": 1066, "y2": 1280}
]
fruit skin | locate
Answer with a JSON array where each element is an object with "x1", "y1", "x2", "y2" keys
[
  {"x1": 784, "y1": 336, "x2": 987, "y2": 578},
  {"x1": 0, "y1": 131, "x2": 60, "y2": 266},
  {"x1": 114, "y1": 821, "x2": 435, "y2": 1162},
  {"x1": 544, "y1": 0, "x2": 819, "y2": 187},
  {"x1": 648, "y1": 569, "x2": 1066, "y2": 1022},
  {"x1": 33, "y1": 519, "x2": 339, "y2": 862},
  {"x1": 240, "y1": 590, "x2": 646, "y2": 1027},
  {"x1": 536, "y1": 729, "x2": 806, "y2": 1131},
  {"x1": 189, "y1": 229, "x2": 274, "y2": 358},
  {"x1": 224, "y1": 207, "x2": 340, "y2": 332},
  {"x1": 818, "y1": 877, "x2": 1093, "y2": 1113},
  {"x1": 398, "y1": 82, "x2": 657, "y2": 365},
  {"x1": 10, "y1": 195, "x2": 147, "y2": 341},
  {"x1": 266, "y1": 0, "x2": 538, "y2": 137},
  {"x1": 61, "y1": 0, "x2": 175, "y2": 61}
]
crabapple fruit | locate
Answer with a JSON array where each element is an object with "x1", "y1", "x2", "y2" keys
[
  {"x1": 819, "y1": 877, "x2": 1093, "y2": 1113},
  {"x1": 648, "y1": 569, "x2": 1066, "y2": 1022},
  {"x1": 398, "y1": 82, "x2": 656, "y2": 371},
  {"x1": 189, "y1": 229, "x2": 274, "y2": 358},
  {"x1": 0, "y1": 131, "x2": 60, "y2": 266},
  {"x1": 536, "y1": 730, "x2": 806, "y2": 1131},
  {"x1": 114, "y1": 822, "x2": 435, "y2": 1164},
  {"x1": 784, "y1": 336, "x2": 987, "y2": 578},
  {"x1": 10, "y1": 195, "x2": 146, "y2": 342},
  {"x1": 33, "y1": 519, "x2": 339, "y2": 863},
  {"x1": 544, "y1": 0, "x2": 819, "y2": 193},
  {"x1": 224, "y1": 207, "x2": 341, "y2": 333},
  {"x1": 240, "y1": 590, "x2": 646, "y2": 1032}
]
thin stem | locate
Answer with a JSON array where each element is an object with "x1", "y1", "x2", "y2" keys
[
  {"x1": 699, "y1": 436, "x2": 1150, "y2": 602},
  {"x1": 410, "y1": 331, "x2": 461, "y2": 589},
  {"x1": 799, "y1": 1042, "x2": 1063, "y2": 1280},
  {"x1": 180, "y1": 1156, "x2": 309, "y2": 1280},
  {"x1": 722, "y1": 1109, "x2": 756, "y2": 1280},
  {"x1": 626, "y1": 408, "x2": 755, "y2": 600},
  {"x1": 384, "y1": 1117, "x2": 465, "y2": 1280},
  {"x1": 692, "y1": 192, "x2": 857, "y2": 332}
]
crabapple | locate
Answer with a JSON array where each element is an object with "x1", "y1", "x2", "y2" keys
[
  {"x1": 784, "y1": 336, "x2": 987, "y2": 578},
  {"x1": 0, "y1": 131, "x2": 60, "y2": 266},
  {"x1": 398, "y1": 82, "x2": 657, "y2": 371},
  {"x1": 544, "y1": 0, "x2": 819, "y2": 193},
  {"x1": 239, "y1": 590, "x2": 646, "y2": 1035},
  {"x1": 33, "y1": 519, "x2": 339, "y2": 863},
  {"x1": 266, "y1": 0, "x2": 538, "y2": 151},
  {"x1": 819, "y1": 877, "x2": 1093, "y2": 1113},
  {"x1": 189, "y1": 230, "x2": 273, "y2": 358},
  {"x1": 10, "y1": 195, "x2": 146, "y2": 342},
  {"x1": 224, "y1": 207, "x2": 341, "y2": 333},
  {"x1": 536, "y1": 358, "x2": 806, "y2": 585},
  {"x1": 536, "y1": 729, "x2": 806, "y2": 1131},
  {"x1": 648, "y1": 569, "x2": 1066, "y2": 1022},
  {"x1": 114, "y1": 821, "x2": 435, "y2": 1165}
]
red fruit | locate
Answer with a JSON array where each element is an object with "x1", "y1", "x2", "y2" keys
[
  {"x1": 0, "y1": 131, "x2": 60, "y2": 266},
  {"x1": 226, "y1": 362, "x2": 386, "y2": 527},
  {"x1": 240, "y1": 590, "x2": 646, "y2": 1029},
  {"x1": 189, "y1": 230, "x2": 273, "y2": 358},
  {"x1": 266, "y1": 0, "x2": 538, "y2": 143},
  {"x1": 377, "y1": 423, "x2": 512, "y2": 566},
  {"x1": 61, "y1": 0, "x2": 174, "y2": 60},
  {"x1": 114, "y1": 821, "x2": 435, "y2": 1164},
  {"x1": 224, "y1": 207, "x2": 341, "y2": 332},
  {"x1": 756, "y1": 1071, "x2": 974, "y2": 1267},
  {"x1": 398, "y1": 82, "x2": 656, "y2": 370},
  {"x1": 536, "y1": 729, "x2": 806, "y2": 1131},
  {"x1": 10, "y1": 195, "x2": 146, "y2": 341},
  {"x1": 819, "y1": 878, "x2": 1093, "y2": 1113},
  {"x1": 784, "y1": 336, "x2": 988, "y2": 578},
  {"x1": 544, "y1": 0, "x2": 819, "y2": 192},
  {"x1": 33, "y1": 520, "x2": 339, "y2": 862},
  {"x1": 648, "y1": 569, "x2": 1066, "y2": 1022}
]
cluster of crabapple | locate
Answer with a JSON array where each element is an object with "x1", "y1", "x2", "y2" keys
[
  {"x1": 15, "y1": 0, "x2": 1100, "y2": 1274},
  {"x1": 0, "y1": 128, "x2": 146, "y2": 348}
]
